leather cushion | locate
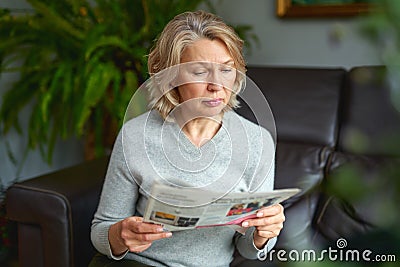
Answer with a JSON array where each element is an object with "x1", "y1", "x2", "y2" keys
[
  {"x1": 315, "y1": 151, "x2": 399, "y2": 242},
  {"x1": 273, "y1": 142, "x2": 331, "y2": 250},
  {"x1": 274, "y1": 142, "x2": 331, "y2": 199}
]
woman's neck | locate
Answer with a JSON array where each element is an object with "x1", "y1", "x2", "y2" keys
[{"x1": 177, "y1": 113, "x2": 223, "y2": 147}]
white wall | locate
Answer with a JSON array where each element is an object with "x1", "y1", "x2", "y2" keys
[{"x1": 211, "y1": 0, "x2": 381, "y2": 68}]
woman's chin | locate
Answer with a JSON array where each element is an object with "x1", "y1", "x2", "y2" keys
[
  {"x1": 198, "y1": 107, "x2": 225, "y2": 118},
  {"x1": 178, "y1": 103, "x2": 227, "y2": 119}
]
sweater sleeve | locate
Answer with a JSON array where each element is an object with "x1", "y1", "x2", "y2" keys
[
  {"x1": 90, "y1": 130, "x2": 139, "y2": 259},
  {"x1": 234, "y1": 127, "x2": 277, "y2": 259},
  {"x1": 234, "y1": 229, "x2": 277, "y2": 260},
  {"x1": 233, "y1": 163, "x2": 276, "y2": 260}
]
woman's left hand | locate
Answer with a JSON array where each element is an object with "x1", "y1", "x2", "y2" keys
[{"x1": 241, "y1": 204, "x2": 285, "y2": 249}]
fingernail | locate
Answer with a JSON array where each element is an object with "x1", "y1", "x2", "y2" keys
[
  {"x1": 257, "y1": 212, "x2": 263, "y2": 217},
  {"x1": 242, "y1": 221, "x2": 249, "y2": 227},
  {"x1": 166, "y1": 232, "x2": 172, "y2": 237},
  {"x1": 157, "y1": 228, "x2": 164, "y2": 232}
]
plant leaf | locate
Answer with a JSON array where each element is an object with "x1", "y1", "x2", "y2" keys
[
  {"x1": 76, "y1": 63, "x2": 114, "y2": 135},
  {"x1": 84, "y1": 35, "x2": 133, "y2": 61},
  {"x1": 27, "y1": 0, "x2": 85, "y2": 40}
]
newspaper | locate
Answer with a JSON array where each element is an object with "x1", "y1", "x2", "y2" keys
[{"x1": 143, "y1": 183, "x2": 300, "y2": 233}]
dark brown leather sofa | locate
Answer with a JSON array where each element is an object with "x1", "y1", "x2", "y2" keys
[{"x1": 6, "y1": 66, "x2": 400, "y2": 267}]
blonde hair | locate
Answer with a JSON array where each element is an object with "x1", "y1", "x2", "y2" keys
[{"x1": 147, "y1": 10, "x2": 246, "y2": 119}]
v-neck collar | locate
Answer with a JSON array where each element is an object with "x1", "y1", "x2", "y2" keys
[{"x1": 166, "y1": 112, "x2": 232, "y2": 153}]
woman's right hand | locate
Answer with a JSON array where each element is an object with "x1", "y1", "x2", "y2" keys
[{"x1": 108, "y1": 216, "x2": 172, "y2": 256}]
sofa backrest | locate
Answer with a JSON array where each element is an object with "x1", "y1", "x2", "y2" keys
[{"x1": 245, "y1": 67, "x2": 346, "y2": 148}]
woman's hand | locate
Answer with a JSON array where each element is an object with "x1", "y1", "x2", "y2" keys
[
  {"x1": 241, "y1": 204, "x2": 285, "y2": 249},
  {"x1": 109, "y1": 216, "x2": 172, "y2": 256}
]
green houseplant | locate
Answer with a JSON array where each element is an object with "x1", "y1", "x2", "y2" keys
[
  {"x1": 0, "y1": 0, "x2": 257, "y2": 162},
  {"x1": 0, "y1": 0, "x2": 259, "y2": 262},
  {"x1": 0, "y1": 0, "x2": 226, "y2": 162}
]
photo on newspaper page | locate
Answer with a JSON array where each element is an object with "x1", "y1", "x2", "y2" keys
[{"x1": 143, "y1": 183, "x2": 301, "y2": 232}]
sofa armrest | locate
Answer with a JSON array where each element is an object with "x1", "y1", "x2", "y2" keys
[{"x1": 6, "y1": 157, "x2": 109, "y2": 267}]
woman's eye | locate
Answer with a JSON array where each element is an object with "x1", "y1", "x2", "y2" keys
[
  {"x1": 193, "y1": 71, "x2": 207, "y2": 76},
  {"x1": 221, "y1": 68, "x2": 233, "y2": 73}
]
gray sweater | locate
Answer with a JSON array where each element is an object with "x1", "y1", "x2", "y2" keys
[{"x1": 91, "y1": 110, "x2": 277, "y2": 267}]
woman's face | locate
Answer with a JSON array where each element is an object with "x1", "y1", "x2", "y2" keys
[{"x1": 176, "y1": 38, "x2": 236, "y2": 118}]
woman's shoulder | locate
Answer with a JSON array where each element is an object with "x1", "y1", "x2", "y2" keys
[
  {"x1": 225, "y1": 111, "x2": 276, "y2": 153},
  {"x1": 122, "y1": 109, "x2": 163, "y2": 132},
  {"x1": 226, "y1": 111, "x2": 273, "y2": 137}
]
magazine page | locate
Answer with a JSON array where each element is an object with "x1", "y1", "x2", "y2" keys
[{"x1": 143, "y1": 183, "x2": 300, "y2": 232}]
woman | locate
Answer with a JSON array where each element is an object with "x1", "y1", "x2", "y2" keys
[{"x1": 91, "y1": 10, "x2": 285, "y2": 266}]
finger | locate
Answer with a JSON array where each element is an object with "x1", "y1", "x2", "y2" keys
[
  {"x1": 120, "y1": 217, "x2": 172, "y2": 245},
  {"x1": 242, "y1": 213, "x2": 285, "y2": 227},
  {"x1": 256, "y1": 222, "x2": 283, "y2": 236},
  {"x1": 122, "y1": 231, "x2": 172, "y2": 245},
  {"x1": 121, "y1": 230, "x2": 172, "y2": 252},
  {"x1": 255, "y1": 228, "x2": 281, "y2": 239},
  {"x1": 256, "y1": 204, "x2": 284, "y2": 217},
  {"x1": 123, "y1": 217, "x2": 165, "y2": 234},
  {"x1": 126, "y1": 242, "x2": 153, "y2": 253},
  {"x1": 255, "y1": 222, "x2": 284, "y2": 233},
  {"x1": 132, "y1": 231, "x2": 172, "y2": 242}
]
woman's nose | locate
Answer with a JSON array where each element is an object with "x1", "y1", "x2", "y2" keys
[
  {"x1": 207, "y1": 82, "x2": 223, "y2": 91},
  {"x1": 207, "y1": 69, "x2": 224, "y2": 91}
]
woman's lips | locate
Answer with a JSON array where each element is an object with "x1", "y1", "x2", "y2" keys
[{"x1": 203, "y1": 98, "x2": 223, "y2": 107}]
